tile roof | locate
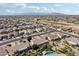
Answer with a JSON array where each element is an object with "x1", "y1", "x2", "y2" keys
[
  {"x1": 0, "y1": 47, "x2": 7, "y2": 56},
  {"x1": 67, "y1": 37, "x2": 79, "y2": 45}
]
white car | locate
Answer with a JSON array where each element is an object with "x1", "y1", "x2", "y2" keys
[
  {"x1": 16, "y1": 36, "x2": 21, "y2": 39},
  {"x1": 57, "y1": 28, "x2": 61, "y2": 31},
  {"x1": 23, "y1": 35, "x2": 27, "y2": 37}
]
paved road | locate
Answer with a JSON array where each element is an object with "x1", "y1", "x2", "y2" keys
[
  {"x1": 0, "y1": 28, "x2": 79, "y2": 46},
  {"x1": 0, "y1": 29, "x2": 55, "y2": 46},
  {"x1": 55, "y1": 29, "x2": 79, "y2": 38}
]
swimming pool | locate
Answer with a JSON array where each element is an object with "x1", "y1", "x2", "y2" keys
[{"x1": 44, "y1": 51, "x2": 58, "y2": 56}]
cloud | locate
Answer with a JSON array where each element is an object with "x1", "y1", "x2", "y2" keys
[
  {"x1": 5, "y1": 9, "x2": 16, "y2": 13},
  {"x1": 70, "y1": 11, "x2": 79, "y2": 15},
  {"x1": 6, "y1": 9, "x2": 12, "y2": 12},
  {"x1": 40, "y1": 7, "x2": 57, "y2": 13},
  {"x1": 49, "y1": 8, "x2": 57, "y2": 12},
  {"x1": 0, "y1": 4, "x2": 61, "y2": 14},
  {"x1": 41, "y1": 7, "x2": 48, "y2": 11},
  {"x1": 58, "y1": 9, "x2": 79, "y2": 15},
  {"x1": 55, "y1": 4, "x2": 62, "y2": 7},
  {"x1": 0, "y1": 3, "x2": 79, "y2": 15},
  {"x1": 28, "y1": 5, "x2": 57, "y2": 13},
  {"x1": 11, "y1": 4, "x2": 27, "y2": 9},
  {"x1": 28, "y1": 6, "x2": 40, "y2": 10},
  {"x1": 28, "y1": 5, "x2": 50, "y2": 12},
  {"x1": 0, "y1": 4, "x2": 66, "y2": 14},
  {"x1": 0, "y1": 4, "x2": 6, "y2": 6},
  {"x1": 61, "y1": 9, "x2": 71, "y2": 13},
  {"x1": 0, "y1": 3, "x2": 27, "y2": 9}
]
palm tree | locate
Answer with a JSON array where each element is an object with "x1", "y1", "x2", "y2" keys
[
  {"x1": 45, "y1": 36, "x2": 55, "y2": 51},
  {"x1": 45, "y1": 36, "x2": 51, "y2": 42},
  {"x1": 9, "y1": 34, "x2": 14, "y2": 39},
  {"x1": 15, "y1": 29, "x2": 19, "y2": 36},
  {"x1": 45, "y1": 36, "x2": 53, "y2": 45},
  {"x1": 27, "y1": 36, "x2": 32, "y2": 47},
  {"x1": 20, "y1": 32, "x2": 24, "y2": 38}
]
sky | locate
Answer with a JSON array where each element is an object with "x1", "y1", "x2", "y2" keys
[{"x1": 0, "y1": 3, "x2": 79, "y2": 15}]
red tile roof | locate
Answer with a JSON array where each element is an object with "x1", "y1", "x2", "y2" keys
[{"x1": 0, "y1": 47, "x2": 7, "y2": 56}]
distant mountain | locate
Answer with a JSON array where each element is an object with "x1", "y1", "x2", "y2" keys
[
  {"x1": 0, "y1": 12, "x2": 66, "y2": 16},
  {"x1": 18, "y1": 12, "x2": 66, "y2": 16}
]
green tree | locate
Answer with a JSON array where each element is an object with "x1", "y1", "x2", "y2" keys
[
  {"x1": 42, "y1": 44, "x2": 47, "y2": 51},
  {"x1": 57, "y1": 45, "x2": 75, "y2": 56},
  {"x1": 27, "y1": 36, "x2": 32, "y2": 47},
  {"x1": 42, "y1": 44, "x2": 52, "y2": 51},
  {"x1": 27, "y1": 36, "x2": 32, "y2": 42},
  {"x1": 32, "y1": 44, "x2": 39, "y2": 50}
]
